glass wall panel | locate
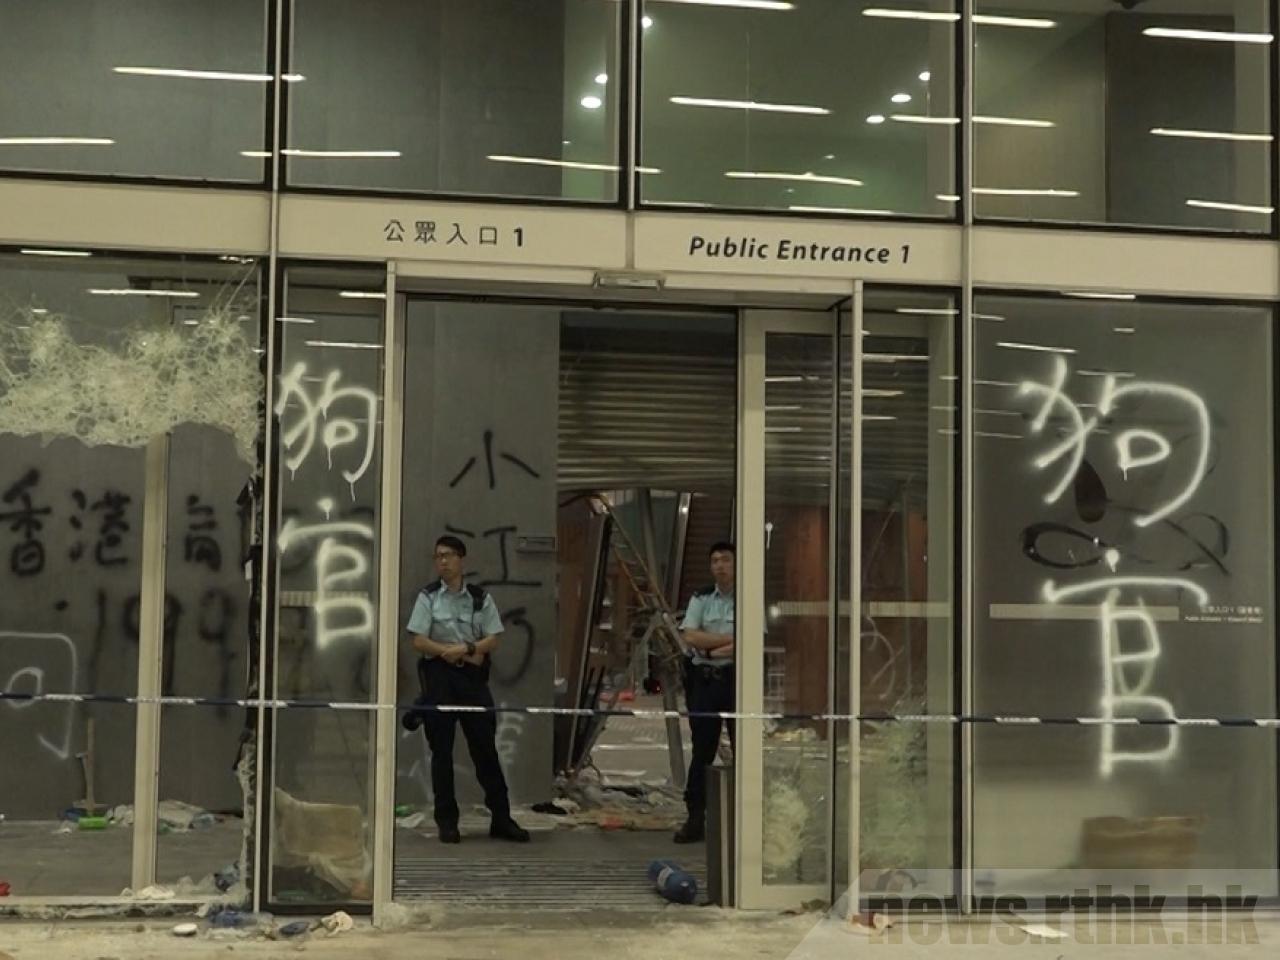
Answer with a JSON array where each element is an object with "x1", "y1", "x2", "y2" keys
[
  {"x1": 156, "y1": 266, "x2": 262, "y2": 889},
  {"x1": 0, "y1": 0, "x2": 269, "y2": 182},
  {"x1": 287, "y1": 0, "x2": 621, "y2": 201},
  {"x1": 639, "y1": 0, "x2": 957, "y2": 216},
  {"x1": 269, "y1": 269, "x2": 386, "y2": 905},
  {"x1": 973, "y1": 294, "x2": 1277, "y2": 900},
  {"x1": 0, "y1": 252, "x2": 260, "y2": 897},
  {"x1": 762, "y1": 329, "x2": 833, "y2": 887},
  {"x1": 974, "y1": 0, "x2": 1273, "y2": 233},
  {"x1": 834, "y1": 289, "x2": 957, "y2": 906}
]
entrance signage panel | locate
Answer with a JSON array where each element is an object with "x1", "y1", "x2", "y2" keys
[
  {"x1": 279, "y1": 195, "x2": 628, "y2": 268},
  {"x1": 635, "y1": 213, "x2": 960, "y2": 282}
]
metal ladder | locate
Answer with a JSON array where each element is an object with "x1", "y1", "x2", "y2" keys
[{"x1": 568, "y1": 493, "x2": 688, "y2": 787}]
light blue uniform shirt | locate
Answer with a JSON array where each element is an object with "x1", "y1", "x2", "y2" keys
[
  {"x1": 681, "y1": 584, "x2": 734, "y2": 667},
  {"x1": 406, "y1": 580, "x2": 504, "y2": 658}
]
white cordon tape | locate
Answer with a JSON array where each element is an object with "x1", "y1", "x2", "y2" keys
[{"x1": 2, "y1": 690, "x2": 1280, "y2": 727}]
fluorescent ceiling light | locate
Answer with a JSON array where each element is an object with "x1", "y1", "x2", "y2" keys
[
  {"x1": 896, "y1": 307, "x2": 957, "y2": 316},
  {"x1": 973, "y1": 14, "x2": 1055, "y2": 28},
  {"x1": 1078, "y1": 369, "x2": 1135, "y2": 378},
  {"x1": 305, "y1": 340, "x2": 384, "y2": 350},
  {"x1": 862, "y1": 8, "x2": 957, "y2": 22},
  {"x1": 338, "y1": 291, "x2": 386, "y2": 300},
  {"x1": 113, "y1": 66, "x2": 304, "y2": 82},
  {"x1": 726, "y1": 170, "x2": 863, "y2": 187},
  {"x1": 1063, "y1": 291, "x2": 1136, "y2": 300},
  {"x1": 866, "y1": 114, "x2": 887, "y2": 124},
  {"x1": 975, "y1": 378, "x2": 1017, "y2": 387},
  {"x1": 865, "y1": 352, "x2": 929, "y2": 362},
  {"x1": 1143, "y1": 26, "x2": 1273, "y2": 44},
  {"x1": 581, "y1": 95, "x2": 603, "y2": 109},
  {"x1": 20, "y1": 248, "x2": 91, "y2": 257},
  {"x1": 936, "y1": 193, "x2": 960, "y2": 202},
  {"x1": 765, "y1": 426, "x2": 804, "y2": 433},
  {"x1": 651, "y1": 0, "x2": 795, "y2": 7},
  {"x1": 670, "y1": 95, "x2": 829, "y2": 115},
  {"x1": 975, "y1": 115, "x2": 1055, "y2": 128},
  {"x1": 973, "y1": 187, "x2": 1079, "y2": 197},
  {"x1": 862, "y1": 415, "x2": 897, "y2": 421},
  {"x1": 919, "y1": 70, "x2": 931, "y2": 82},
  {"x1": 862, "y1": 388, "x2": 904, "y2": 397},
  {"x1": 788, "y1": 205, "x2": 896, "y2": 216},
  {"x1": 30, "y1": 308, "x2": 49, "y2": 315},
  {"x1": 1151, "y1": 127, "x2": 1272, "y2": 143},
  {"x1": 276, "y1": 316, "x2": 318, "y2": 325},
  {"x1": 488, "y1": 154, "x2": 661, "y2": 174},
  {"x1": 595, "y1": 73, "x2": 609, "y2": 84},
  {"x1": 1114, "y1": 326, "x2": 1136, "y2": 334},
  {"x1": 996, "y1": 340, "x2": 1076, "y2": 354},
  {"x1": 1187, "y1": 198, "x2": 1274, "y2": 214},
  {"x1": 642, "y1": 15, "x2": 654, "y2": 27},
  {"x1": 88, "y1": 288, "x2": 199, "y2": 298},
  {"x1": 765, "y1": 375, "x2": 804, "y2": 383},
  {"x1": 0, "y1": 137, "x2": 113, "y2": 145},
  {"x1": 891, "y1": 114, "x2": 958, "y2": 125},
  {"x1": 765, "y1": 404, "x2": 802, "y2": 412},
  {"x1": 891, "y1": 93, "x2": 912, "y2": 104},
  {"x1": 243, "y1": 149, "x2": 401, "y2": 158}
]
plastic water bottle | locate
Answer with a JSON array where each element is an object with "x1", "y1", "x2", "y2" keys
[{"x1": 648, "y1": 859, "x2": 697, "y2": 904}]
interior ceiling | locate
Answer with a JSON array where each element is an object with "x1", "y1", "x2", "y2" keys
[{"x1": 556, "y1": 324, "x2": 941, "y2": 506}]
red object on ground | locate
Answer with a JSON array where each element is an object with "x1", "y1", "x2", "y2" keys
[
  {"x1": 599, "y1": 816, "x2": 625, "y2": 830},
  {"x1": 0, "y1": 882, "x2": 11, "y2": 896},
  {"x1": 618, "y1": 689, "x2": 635, "y2": 702}
]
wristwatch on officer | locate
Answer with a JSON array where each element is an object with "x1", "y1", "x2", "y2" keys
[{"x1": 465, "y1": 640, "x2": 477, "y2": 657}]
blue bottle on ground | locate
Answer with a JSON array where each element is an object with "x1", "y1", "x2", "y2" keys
[{"x1": 648, "y1": 859, "x2": 697, "y2": 904}]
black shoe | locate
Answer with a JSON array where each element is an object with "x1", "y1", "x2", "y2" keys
[
  {"x1": 438, "y1": 824, "x2": 461, "y2": 844},
  {"x1": 490, "y1": 818, "x2": 531, "y2": 842},
  {"x1": 673, "y1": 819, "x2": 705, "y2": 844}
]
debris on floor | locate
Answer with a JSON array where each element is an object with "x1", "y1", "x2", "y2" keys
[
  {"x1": 321, "y1": 910, "x2": 354, "y2": 935},
  {"x1": 649, "y1": 860, "x2": 697, "y2": 904},
  {"x1": 273, "y1": 787, "x2": 371, "y2": 899},
  {"x1": 0, "y1": 882, "x2": 10, "y2": 897},
  {"x1": 171, "y1": 922, "x2": 198, "y2": 937},
  {"x1": 395, "y1": 811, "x2": 427, "y2": 829},
  {"x1": 848, "y1": 912, "x2": 893, "y2": 935},
  {"x1": 104, "y1": 800, "x2": 217, "y2": 831},
  {"x1": 277, "y1": 919, "x2": 312, "y2": 938}
]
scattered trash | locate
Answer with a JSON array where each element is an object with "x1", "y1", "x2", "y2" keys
[
  {"x1": 393, "y1": 804, "x2": 412, "y2": 818},
  {"x1": 648, "y1": 859, "x2": 697, "y2": 905},
  {"x1": 211, "y1": 909, "x2": 272, "y2": 929},
  {"x1": 395, "y1": 811, "x2": 427, "y2": 829},
  {"x1": 531, "y1": 801, "x2": 571, "y2": 816},
  {"x1": 0, "y1": 882, "x2": 10, "y2": 897},
  {"x1": 849, "y1": 912, "x2": 894, "y2": 935},
  {"x1": 213, "y1": 863, "x2": 239, "y2": 892},
  {"x1": 52, "y1": 823, "x2": 73, "y2": 835},
  {"x1": 1017, "y1": 922, "x2": 1067, "y2": 941},
  {"x1": 598, "y1": 815, "x2": 625, "y2": 830},
  {"x1": 321, "y1": 910, "x2": 354, "y2": 935},
  {"x1": 78, "y1": 815, "x2": 108, "y2": 830},
  {"x1": 107, "y1": 804, "x2": 134, "y2": 827},
  {"x1": 172, "y1": 923, "x2": 198, "y2": 938},
  {"x1": 279, "y1": 920, "x2": 311, "y2": 938}
]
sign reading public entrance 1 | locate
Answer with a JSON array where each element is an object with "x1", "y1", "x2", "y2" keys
[{"x1": 688, "y1": 234, "x2": 910, "y2": 265}]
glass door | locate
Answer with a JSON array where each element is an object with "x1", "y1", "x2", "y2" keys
[{"x1": 737, "y1": 308, "x2": 840, "y2": 909}]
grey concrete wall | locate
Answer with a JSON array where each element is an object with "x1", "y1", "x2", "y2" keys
[{"x1": 396, "y1": 301, "x2": 559, "y2": 810}]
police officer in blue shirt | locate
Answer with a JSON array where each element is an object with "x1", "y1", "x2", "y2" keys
[
  {"x1": 674, "y1": 541, "x2": 737, "y2": 844},
  {"x1": 402, "y1": 535, "x2": 529, "y2": 844}
]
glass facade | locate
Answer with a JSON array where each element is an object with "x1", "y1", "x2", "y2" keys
[
  {"x1": 639, "y1": 0, "x2": 958, "y2": 215},
  {"x1": 974, "y1": 0, "x2": 1274, "y2": 232},
  {"x1": 287, "y1": 0, "x2": 622, "y2": 200},
  {"x1": 0, "y1": 0, "x2": 270, "y2": 182},
  {"x1": 3, "y1": 0, "x2": 1279, "y2": 922}
]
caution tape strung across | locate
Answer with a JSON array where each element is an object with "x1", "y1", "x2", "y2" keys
[{"x1": 2, "y1": 689, "x2": 1280, "y2": 727}]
